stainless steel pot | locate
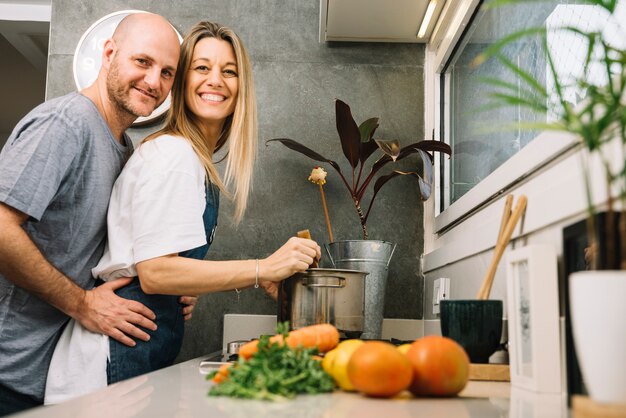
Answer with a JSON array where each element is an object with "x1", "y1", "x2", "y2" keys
[{"x1": 277, "y1": 268, "x2": 368, "y2": 337}]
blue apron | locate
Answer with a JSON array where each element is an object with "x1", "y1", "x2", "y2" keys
[{"x1": 107, "y1": 182, "x2": 219, "y2": 384}]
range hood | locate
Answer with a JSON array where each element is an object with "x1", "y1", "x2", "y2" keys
[{"x1": 320, "y1": 0, "x2": 448, "y2": 43}]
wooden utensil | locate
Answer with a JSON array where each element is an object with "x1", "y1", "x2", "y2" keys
[
  {"x1": 497, "y1": 194, "x2": 514, "y2": 246},
  {"x1": 296, "y1": 229, "x2": 319, "y2": 268},
  {"x1": 476, "y1": 195, "x2": 527, "y2": 300}
]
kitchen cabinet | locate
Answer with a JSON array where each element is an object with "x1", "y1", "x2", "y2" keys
[{"x1": 320, "y1": 0, "x2": 448, "y2": 43}]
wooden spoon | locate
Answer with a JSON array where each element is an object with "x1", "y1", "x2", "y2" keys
[
  {"x1": 297, "y1": 229, "x2": 319, "y2": 268},
  {"x1": 476, "y1": 195, "x2": 527, "y2": 300}
]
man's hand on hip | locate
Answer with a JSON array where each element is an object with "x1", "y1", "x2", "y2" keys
[{"x1": 75, "y1": 277, "x2": 157, "y2": 347}]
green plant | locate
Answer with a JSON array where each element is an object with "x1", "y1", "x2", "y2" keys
[
  {"x1": 207, "y1": 322, "x2": 335, "y2": 400},
  {"x1": 267, "y1": 99, "x2": 451, "y2": 239},
  {"x1": 473, "y1": 0, "x2": 626, "y2": 269}
]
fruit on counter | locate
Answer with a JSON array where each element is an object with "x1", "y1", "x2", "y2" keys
[
  {"x1": 405, "y1": 335, "x2": 470, "y2": 397},
  {"x1": 238, "y1": 323, "x2": 340, "y2": 359},
  {"x1": 347, "y1": 341, "x2": 413, "y2": 398},
  {"x1": 322, "y1": 339, "x2": 364, "y2": 391},
  {"x1": 397, "y1": 343, "x2": 412, "y2": 354}
]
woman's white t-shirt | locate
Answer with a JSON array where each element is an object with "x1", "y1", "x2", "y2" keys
[{"x1": 44, "y1": 135, "x2": 207, "y2": 404}]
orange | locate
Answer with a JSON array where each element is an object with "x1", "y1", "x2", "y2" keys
[
  {"x1": 397, "y1": 343, "x2": 412, "y2": 354},
  {"x1": 405, "y1": 335, "x2": 469, "y2": 397},
  {"x1": 323, "y1": 339, "x2": 364, "y2": 391},
  {"x1": 346, "y1": 341, "x2": 413, "y2": 398}
]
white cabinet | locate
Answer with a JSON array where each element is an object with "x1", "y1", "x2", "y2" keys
[{"x1": 320, "y1": 0, "x2": 448, "y2": 43}]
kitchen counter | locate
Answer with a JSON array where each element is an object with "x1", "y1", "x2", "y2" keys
[{"x1": 12, "y1": 356, "x2": 570, "y2": 418}]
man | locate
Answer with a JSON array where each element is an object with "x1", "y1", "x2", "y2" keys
[{"x1": 0, "y1": 13, "x2": 189, "y2": 415}]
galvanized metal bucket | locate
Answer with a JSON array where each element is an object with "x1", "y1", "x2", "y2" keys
[{"x1": 324, "y1": 240, "x2": 396, "y2": 339}]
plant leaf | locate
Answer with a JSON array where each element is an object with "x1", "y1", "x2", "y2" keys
[
  {"x1": 399, "y1": 140, "x2": 452, "y2": 161},
  {"x1": 496, "y1": 53, "x2": 548, "y2": 97},
  {"x1": 376, "y1": 151, "x2": 433, "y2": 201},
  {"x1": 359, "y1": 117, "x2": 379, "y2": 142},
  {"x1": 362, "y1": 171, "x2": 402, "y2": 224},
  {"x1": 363, "y1": 151, "x2": 433, "y2": 222},
  {"x1": 416, "y1": 149, "x2": 433, "y2": 199},
  {"x1": 359, "y1": 117, "x2": 380, "y2": 164},
  {"x1": 476, "y1": 76, "x2": 523, "y2": 93},
  {"x1": 471, "y1": 26, "x2": 546, "y2": 69},
  {"x1": 357, "y1": 140, "x2": 450, "y2": 200},
  {"x1": 359, "y1": 140, "x2": 379, "y2": 166},
  {"x1": 375, "y1": 139, "x2": 401, "y2": 161},
  {"x1": 266, "y1": 138, "x2": 342, "y2": 173},
  {"x1": 488, "y1": 91, "x2": 549, "y2": 112},
  {"x1": 391, "y1": 171, "x2": 432, "y2": 201},
  {"x1": 335, "y1": 99, "x2": 361, "y2": 169}
]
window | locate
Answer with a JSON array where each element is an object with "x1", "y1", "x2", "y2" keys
[{"x1": 440, "y1": 0, "x2": 626, "y2": 210}]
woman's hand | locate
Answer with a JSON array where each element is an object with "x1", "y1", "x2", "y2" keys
[
  {"x1": 179, "y1": 295, "x2": 198, "y2": 320},
  {"x1": 260, "y1": 237, "x2": 321, "y2": 282}
]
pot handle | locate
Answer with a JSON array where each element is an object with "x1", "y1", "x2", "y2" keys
[{"x1": 301, "y1": 277, "x2": 345, "y2": 288}]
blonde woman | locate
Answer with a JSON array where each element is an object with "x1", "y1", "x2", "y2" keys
[{"x1": 45, "y1": 21, "x2": 320, "y2": 403}]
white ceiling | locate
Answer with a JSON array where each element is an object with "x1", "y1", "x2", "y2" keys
[{"x1": 0, "y1": 0, "x2": 50, "y2": 137}]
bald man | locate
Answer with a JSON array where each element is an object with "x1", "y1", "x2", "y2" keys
[{"x1": 0, "y1": 13, "x2": 182, "y2": 415}]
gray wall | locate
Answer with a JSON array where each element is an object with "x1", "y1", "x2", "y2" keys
[{"x1": 48, "y1": 0, "x2": 426, "y2": 361}]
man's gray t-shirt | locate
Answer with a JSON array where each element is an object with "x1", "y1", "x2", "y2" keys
[{"x1": 0, "y1": 92, "x2": 131, "y2": 400}]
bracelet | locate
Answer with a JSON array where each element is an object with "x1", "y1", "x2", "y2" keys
[{"x1": 255, "y1": 259, "x2": 260, "y2": 288}]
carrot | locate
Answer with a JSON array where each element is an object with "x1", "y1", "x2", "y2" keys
[
  {"x1": 286, "y1": 323, "x2": 339, "y2": 352},
  {"x1": 238, "y1": 334, "x2": 286, "y2": 360},
  {"x1": 238, "y1": 340, "x2": 259, "y2": 360},
  {"x1": 212, "y1": 363, "x2": 232, "y2": 383},
  {"x1": 238, "y1": 323, "x2": 340, "y2": 360}
]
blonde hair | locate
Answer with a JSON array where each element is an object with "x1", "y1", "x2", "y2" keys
[{"x1": 145, "y1": 21, "x2": 257, "y2": 223}]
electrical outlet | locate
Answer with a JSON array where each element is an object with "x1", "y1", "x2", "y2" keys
[{"x1": 432, "y1": 277, "x2": 450, "y2": 315}]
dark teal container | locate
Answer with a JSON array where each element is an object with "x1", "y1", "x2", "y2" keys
[{"x1": 440, "y1": 299, "x2": 503, "y2": 364}]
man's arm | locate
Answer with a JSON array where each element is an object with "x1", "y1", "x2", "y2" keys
[{"x1": 0, "y1": 202, "x2": 156, "y2": 347}]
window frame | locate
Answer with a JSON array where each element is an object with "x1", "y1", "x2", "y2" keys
[{"x1": 422, "y1": 0, "x2": 593, "y2": 271}]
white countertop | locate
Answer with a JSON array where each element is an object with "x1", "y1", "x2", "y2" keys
[{"x1": 11, "y1": 356, "x2": 569, "y2": 418}]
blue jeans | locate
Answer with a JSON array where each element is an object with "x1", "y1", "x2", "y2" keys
[{"x1": 107, "y1": 279, "x2": 184, "y2": 384}]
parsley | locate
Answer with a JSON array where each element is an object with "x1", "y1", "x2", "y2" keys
[{"x1": 207, "y1": 322, "x2": 336, "y2": 400}]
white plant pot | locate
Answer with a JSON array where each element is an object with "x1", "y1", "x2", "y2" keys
[{"x1": 569, "y1": 271, "x2": 626, "y2": 404}]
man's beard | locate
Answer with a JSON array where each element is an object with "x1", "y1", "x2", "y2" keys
[{"x1": 106, "y1": 60, "x2": 160, "y2": 118}]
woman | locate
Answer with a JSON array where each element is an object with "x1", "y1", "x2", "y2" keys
[{"x1": 45, "y1": 21, "x2": 319, "y2": 403}]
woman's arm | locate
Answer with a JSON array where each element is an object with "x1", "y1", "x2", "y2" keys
[{"x1": 136, "y1": 236, "x2": 320, "y2": 295}]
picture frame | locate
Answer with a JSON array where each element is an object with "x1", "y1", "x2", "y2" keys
[{"x1": 506, "y1": 244, "x2": 562, "y2": 393}]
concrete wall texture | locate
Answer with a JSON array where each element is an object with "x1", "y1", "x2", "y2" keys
[{"x1": 48, "y1": 0, "x2": 426, "y2": 361}]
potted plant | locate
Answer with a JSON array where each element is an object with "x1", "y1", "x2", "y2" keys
[
  {"x1": 473, "y1": 0, "x2": 626, "y2": 404},
  {"x1": 267, "y1": 99, "x2": 451, "y2": 338},
  {"x1": 268, "y1": 99, "x2": 451, "y2": 240}
]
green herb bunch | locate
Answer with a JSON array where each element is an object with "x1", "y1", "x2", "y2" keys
[{"x1": 207, "y1": 323, "x2": 336, "y2": 401}]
